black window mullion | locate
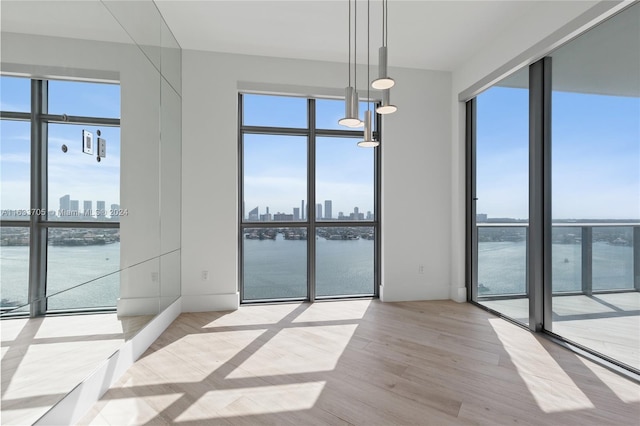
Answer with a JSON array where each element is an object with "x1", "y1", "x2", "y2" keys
[
  {"x1": 308, "y1": 98, "x2": 316, "y2": 302},
  {"x1": 466, "y1": 99, "x2": 477, "y2": 302},
  {"x1": 28, "y1": 79, "x2": 48, "y2": 316},
  {"x1": 528, "y1": 57, "x2": 552, "y2": 332}
]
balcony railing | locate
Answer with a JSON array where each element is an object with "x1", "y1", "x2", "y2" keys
[{"x1": 476, "y1": 222, "x2": 640, "y2": 298}]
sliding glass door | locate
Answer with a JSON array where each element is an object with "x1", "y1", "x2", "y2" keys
[{"x1": 468, "y1": 3, "x2": 639, "y2": 372}]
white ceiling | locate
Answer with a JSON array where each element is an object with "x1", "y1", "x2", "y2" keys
[
  {"x1": 1, "y1": 0, "x2": 541, "y2": 72},
  {"x1": 2, "y1": 0, "x2": 637, "y2": 96},
  {"x1": 154, "y1": 0, "x2": 540, "y2": 71}
]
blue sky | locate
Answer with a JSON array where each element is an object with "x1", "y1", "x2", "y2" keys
[
  {"x1": 1, "y1": 77, "x2": 121, "y2": 215},
  {"x1": 242, "y1": 94, "x2": 375, "y2": 218},
  {"x1": 477, "y1": 85, "x2": 639, "y2": 220},
  {"x1": 1, "y1": 78, "x2": 638, "y2": 221}
]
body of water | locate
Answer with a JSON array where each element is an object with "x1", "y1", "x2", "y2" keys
[
  {"x1": 0, "y1": 243, "x2": 120, "y2": 310},
  {"x1": 243, "y1": 232, "x2": 375, "y2": 300},
  {"x1": 478, "y1": 240, "x2": 635, "y2": 296},
  {"x1": 1, "y1": 237, "x2": 634, "y2": 309}
]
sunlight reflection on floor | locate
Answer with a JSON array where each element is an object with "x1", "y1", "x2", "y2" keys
[
  {"x1": 488, "y1": 318, "x2": 595, "y2": 413},
  {"x1": 227, "y1": 324, "x2": 358, "y2": 378},
  {"x1": 175, "y1": 382, "x2": 326, "y2": 421}
]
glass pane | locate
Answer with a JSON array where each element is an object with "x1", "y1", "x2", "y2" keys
[
  {"x1": 0, "y1": 76, "x2": 30, "y2": 112},
  {"x1": 475, "y1": 68, "x2": 529, "y2": 325},
  {"x1": 0, "y1": 120, "x2": 30, "y2": 219},
  {"x1": 550, "y1": 2, "x2": 639, "y2": 370},
  {"x1": 242, "y1": 227, "x2": 307, "y2": 300},
  {"x1": 243, "y1": 94, "x2": 307, "y2": 128},
  {"x1": 316, "y1": 226, "x2": 375, "y2": 297},
  {"x1": 0, "y1": 227, "x2": 30, "y2": 310},
  {"x1": 316, "y1": 98, "x2": 377, "y2": 131},
  {"x1": 592, "y1": 226, "x2": 634, "y2": 291},
  {"x1": 48, "y1": 124, "x2": 120, "y2": 221},
  {"x1": 551, "y1": 226, "x2": 582, "y2": 293},
  {"x1": 477, "y1": 227, "x2": 527, "y2": 296},
  {"x1": 243, "y1": 134, "x2": 306, "y2": 222},
  {"x1": 46, "y1": 228, "x2": 120, "y2": 310},
  {"x1": 48, "y1": 80, "x2": 120, "y2": 118},
  {"x1": 316, "y1": 137, "x2": 374, "y2": 221}
]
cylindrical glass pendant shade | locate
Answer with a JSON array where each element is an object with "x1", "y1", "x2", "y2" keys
[{"x1": 372, "y1": 46, "x2": 395, "y2": 90}]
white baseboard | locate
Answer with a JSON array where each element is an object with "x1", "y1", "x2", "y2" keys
[
  {"x1": 34, "y1": 297, "x2": 181, "y2": 425},
  {"x1": 181, "y1": 292, "x2": 239, "y2": 312},
  {"x1": 452, "y1": 286, "x2": 467, "y2": 303}
]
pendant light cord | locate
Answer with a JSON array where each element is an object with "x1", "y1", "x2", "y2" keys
[
  {"x1": 381, "y1": 0, "x2": 385, "y2": 48},
  {"x1": 385, "y1": 0, "x2": 388, "y2": 47},
  {"x1": 354, "y1": 0, "x2": 357, "y2": 90},
  {"x1": 367, "y1": 0, "x2": 370, "y2": 112},
  {"x1": 348, "y1": 0, "x2": 351, "y2": 87}
]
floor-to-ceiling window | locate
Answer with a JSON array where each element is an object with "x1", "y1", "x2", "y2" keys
[
  {"x1": 0, "y1": 76, "x2": 121, "y2": 315},
  {"x1": 239, "y1": 94, "x2": 379, "y2": 302},
  {"x1": 468, "y1": 3, "x2": 639, "y2": 373},
  {"x1": 472, "y1": 68, "x2": 530, "y2": 325},
  {"x1": 548, "y1": 4, "x2": 640, "y2": 370}
]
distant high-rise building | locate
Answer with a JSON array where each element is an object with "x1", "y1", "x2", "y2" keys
[
  {"x1": 338, "y1": 212, "x2": 345, "y2": 220},
  {"x1": 273, "y1": 212, "x2": 294, "y2": 221},
  {"x1": 476, "y1": 213, "x2": 488, "y2": 222},
  {"x1": 324, "y1": 200, "x2": 332, "y2": 220},
  {"x1": 59, "y1": 194, "x2": 70, "y2": 216},
  {"x1": 97, "y1": 201, "x2": 106, "y2": 218},
  {"x1": 293, "y1": 207, "x2": 300, "y2": 221},
  {"x1": 70, "y1": 200, "x2": 79, "y2": 216},
  {"x1": 316, "y1": 203, "x2": 322, "y2": 219},
  {"x1": 261, "y1": 207, "x2": 271, "y2": 222},
  {"x1": 366, "y1": 211, "x2": 373, "y2": 220},
  {"x1": 83, "y1": 200, "x2": 92, "y2": 217},
  {"x1": 110, "y1": 204, "x2": 119, "y2": 219},
  {"x1": 301, "y1": 200, "x2": 305, "y2": 220},
  {"x1": 350, "y1": 207, "x2": 364, "y2": 221},
  {"x1": 248, "y1": 206, "x2": 259, "y2": 221}
]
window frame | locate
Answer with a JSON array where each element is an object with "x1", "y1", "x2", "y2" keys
[
  {"x1": 238, "y1": 93, "x2": 381, "y2": 303},
  {"x1": 0, "y1": 77, "x2": 121, "y2": 316}
]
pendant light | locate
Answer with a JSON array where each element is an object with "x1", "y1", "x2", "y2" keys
[
  {"x1": 371, "y1": 0, "x2": 394, "y2": 90},
  {"x1": 376, "y1": 88, "x2": 397, "y2": 114},
  {"x1": 358, "y1": 0, "x2": 379, "y2": 148},
  {"x1": 339, "y1": 0, "x2": 362, "y2": 127}
]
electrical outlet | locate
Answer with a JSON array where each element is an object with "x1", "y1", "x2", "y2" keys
[
  {"x1": 201, "y1": 270, "x2": 209, "y2": 281},
  {"x1": 418, "y1": 264, "x2": 424, "y2": 275}
]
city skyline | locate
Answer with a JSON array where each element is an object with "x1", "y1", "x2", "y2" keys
[{"x1": 243, "y1": 199, "x2": 373, "y2": 221}]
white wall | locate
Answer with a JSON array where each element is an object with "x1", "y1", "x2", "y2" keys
[
  {"x1": 181, "y1": 51, "x2": 452, "y2": 311},
  {"x1": 448, "y1": 1, "x2": 627, "y2": 302}
]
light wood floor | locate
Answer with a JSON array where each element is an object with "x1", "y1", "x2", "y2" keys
[
  {"x1": 480, "y1": 292, "x2": 640, "y2": 370},
  {"x1": 1, "y1": 313, "x2": 153, "y2": 425},
  {"x1": 79, "y1": 300, "x2": 640, "y2": 425}
]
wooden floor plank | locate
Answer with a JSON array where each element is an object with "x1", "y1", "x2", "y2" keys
[{"x1": 79, "y1": 300, "x2": 640, "y2": 425}]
